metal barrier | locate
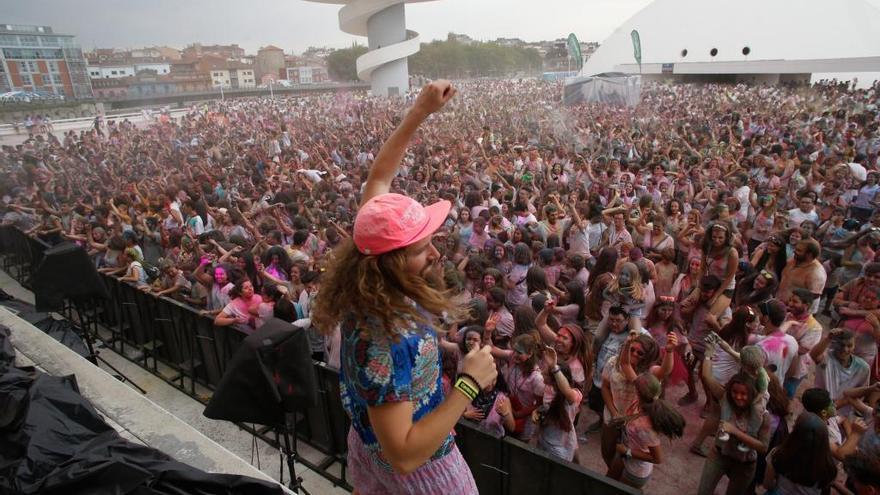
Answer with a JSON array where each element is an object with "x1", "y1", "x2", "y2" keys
[
  {"x1": 455, "y1": 421, "x2": 639, "y2": 495},
  {"x1": 0, "y1": 227, "x2": 51, "y2": 287},
  {"x1": 0, "y1": 109, "x2": 190, "y2": 137},
  {"x1": 0, "y1": 226, "x2": 638, "y2": 495}
]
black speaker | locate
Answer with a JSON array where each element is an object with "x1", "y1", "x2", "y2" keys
[
  {"x1": 204, "y1": 318, "x2": 319, "y2": 426},
  {"x1": 32, "y1": 242, "x2": 109, "y2": 312}
]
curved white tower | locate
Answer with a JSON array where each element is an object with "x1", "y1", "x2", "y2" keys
[{"x1": 307, "y1": 0, "x2": 435, "y2": 96}]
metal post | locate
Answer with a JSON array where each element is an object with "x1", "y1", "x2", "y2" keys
[{"x1": 219, "y1": 83, "x2": 224, "y2": 100}]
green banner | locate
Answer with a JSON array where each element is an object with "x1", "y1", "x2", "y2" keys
[
  {"x1": 630, "y1": 30, "x2": 642, "y2": 66},
  {"x1": 566, "y1": 33, "x2": 583, "y2": 70}
]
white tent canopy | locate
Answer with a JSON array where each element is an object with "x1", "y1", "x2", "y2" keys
[{"x1": 580, "y1": 0, "x2": 880, "y2": 79}]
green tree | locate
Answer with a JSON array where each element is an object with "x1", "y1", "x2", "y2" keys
[
  {"x1": 409, "y1": 39, "x2": 542, "y2": 79},
  {"x1": 326, "y1": 44, "x2": 369, "y2": 81}
]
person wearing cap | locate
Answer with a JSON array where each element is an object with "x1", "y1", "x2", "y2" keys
[{"x1": 311, "y1": 81, "x2": 496, "y2": 493}]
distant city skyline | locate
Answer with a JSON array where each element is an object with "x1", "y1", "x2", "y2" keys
[{"x1": 5, "y1": 0, "x2": 655, "y2": 54}]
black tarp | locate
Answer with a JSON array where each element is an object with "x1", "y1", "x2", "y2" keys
[
  {"x1": 1, "y1": 297, "x2": 90, "y2": 358},
  {"x1": 0, "y1": 325, "x2": 284, "y2": 495},
  {"x1": 204, "y1": 318, "x2": 318, "y2": 426},
  {"x1": 31, "y1": 242, "x2": 109, "y2": 312}
]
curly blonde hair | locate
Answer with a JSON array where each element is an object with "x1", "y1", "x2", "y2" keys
[{"x1": 311, "y1": 238, "x2": 462, "y2": 337}]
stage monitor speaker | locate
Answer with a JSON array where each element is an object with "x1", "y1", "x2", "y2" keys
[
  {"x1": 32, "y1": 242, "x2": 109, "y2": 312},
  {"x1": 204, "y1": 317, "x2": 319, "y2": 426}
]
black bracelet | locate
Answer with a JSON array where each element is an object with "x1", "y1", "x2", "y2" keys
[{"x1": 457, "y1": 372, "x2": 483, "y2": 394}]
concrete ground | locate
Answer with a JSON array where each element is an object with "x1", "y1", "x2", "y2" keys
[
  {"x1": 573, "y1": 383, "x2": 742, "y2": 495},
  {"x1": 572, "y1": 349, "x2": 816, "y2": 495},
  {"x1": 0, "y1": 268, "x2": 347, "y2": 495}
]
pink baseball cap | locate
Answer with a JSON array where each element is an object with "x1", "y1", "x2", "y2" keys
[{"x1": 353, "y1": 193, "x2": 451, "y2": 255}]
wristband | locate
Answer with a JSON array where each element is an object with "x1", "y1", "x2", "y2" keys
[
  {"x1": 454, "y1": 377, "x2": 480, "y2": 401},
  {"x1": 457, "y1": 373, "x2": 483, "y2": 394},
  {"x1": 551, "y1": 366, "x2": 561, "y2": 375}
]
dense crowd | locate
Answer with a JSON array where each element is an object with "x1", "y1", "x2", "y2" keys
[{"x1": 3, "y1": 78, "x2": 880, "y2": 494}]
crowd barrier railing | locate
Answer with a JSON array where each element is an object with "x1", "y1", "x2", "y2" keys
[{"x1": 0, "y1": 226, "x2": 638, "y2": 495}]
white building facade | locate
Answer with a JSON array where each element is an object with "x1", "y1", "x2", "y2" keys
[
  {"x1": 88, "y1": 62, "x2": 170, "y2": 79},
  {"x1": 578, "y1": 0, "x2": 880, "y2": 86}
]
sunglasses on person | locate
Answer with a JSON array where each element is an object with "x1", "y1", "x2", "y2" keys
[
  {"x1": 658, "y1": 295, "x2": 675, "y2": 304},
  {"x1": 760, "y1": 270, "x2": 774, "y2": 280},
  {"x1": 629, "y1": 347, "x2": 646, "y2": 358}
]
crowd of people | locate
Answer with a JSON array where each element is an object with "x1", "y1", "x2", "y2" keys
[{"x1": 3, "y1": 77, "x2": 880, "y2": 494}]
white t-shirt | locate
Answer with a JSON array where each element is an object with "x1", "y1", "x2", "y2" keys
[
  {"x1": 537, "y1": 388, "x2": 583, "y2": 462},
  {"x1": 827, "y1": 416, "x2": 844, "y2": 457},
  {"x1": 814, "y1": 353, "x2": 870, "y2": 415},
  {"x1": 126, "y1": 261, "x2": 148, "y2": 287},
  {"x1": 587, "y1": 222, "x2": 608, "y2": 252},
  {"x1": 755, "y1": 331, "x2": 799, "y2": 383},
  {"x1": 506, "y1": 264, "x2": 530, "y2": 308},
  {"x1": 513, "y1": 212, "x2": 537, "y2": 226},
  {"x1": 567, "y1": 222, "x2": 591, "y2": 257},
  {"x1": 787, "y1": 207, "x2": 819, "y2": 227},
  {"x1": 624, "y1": 415, "x2": 661, "y2": 478},
  {"x1": 711, "y1": 348, "x2": 741, "y2": 385},
  {"x1": 186, "y1": 215, "x2": 205, "y2": 236},
  {"x1": 848, "y1": 162, "x2": 868, "y2": 182},
  {"x1": 734, "y1": 185, "x2": 751, "y2": 219}
]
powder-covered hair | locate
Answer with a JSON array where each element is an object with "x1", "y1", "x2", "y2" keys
[
  {"x1": 312, "y1": 239, "x2": 461, "y2": 338},
  {"x1": 635, "y1": 373, "x2": 686, "y2": 439}
]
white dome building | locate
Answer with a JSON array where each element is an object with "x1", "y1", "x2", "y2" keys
[{"x1": 579, "y1": 0, "x2": 880, "y2": 85}]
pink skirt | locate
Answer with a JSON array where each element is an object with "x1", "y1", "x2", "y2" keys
[
  {"x1": 347, "y1": 428, "x2": 478, "y2": 495},
  {"x1": 661, "y1": 348, "x2": 689, "y2": 386}
]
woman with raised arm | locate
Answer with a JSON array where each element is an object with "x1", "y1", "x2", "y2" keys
[
  {"x1": 536, "y1": 347, "x2": 583, "y2": 462},
  {"x1": 310, "y1": 81, "x2": 496, "y2": 495},
  {"x1": 697, "y1": 342, "x2": 771, "y2": 495}
]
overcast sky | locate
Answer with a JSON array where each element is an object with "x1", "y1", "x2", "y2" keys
[{"x1": 5, "y1": 0, "x2": 653, "y2": 53}]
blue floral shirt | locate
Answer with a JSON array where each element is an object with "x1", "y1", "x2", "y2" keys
[{"x1": 340, "y1": 314, "x2": 452, "y2": 470}]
